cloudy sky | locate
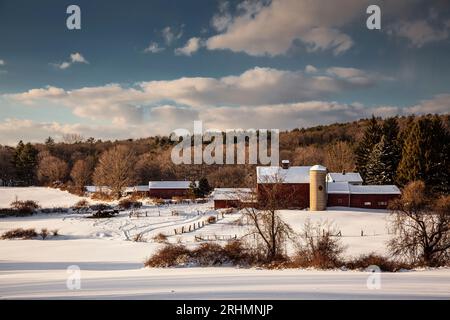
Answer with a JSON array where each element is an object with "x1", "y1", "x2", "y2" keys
[{"x1": 0, "y1": 0, "x2": 449, "y2": 145}]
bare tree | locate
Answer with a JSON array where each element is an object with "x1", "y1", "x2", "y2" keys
[
  {"x1": 71, "y1": 157, "x2": 95, "y2": 192},
  {"x1": 37, "y1": 153, "x2": 68, "y2": 185},
  {"x1": 93, "y1": 145, "x2": 137, "y2": 199},
  {"x1": 62, "y1": 133, "x2": 84, "y2": 144},
  {"x1": 388, "y1": 181, "x2": 450, "y2": 266},
  {"x1": 324, "y1": 141, "x2": 356, "y2": 172},
  {"x1": 241, "y1": 177, "x2": 296, "y2": 262}
]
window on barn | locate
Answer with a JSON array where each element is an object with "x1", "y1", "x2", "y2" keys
[
  {"x1": 337, "y1": 198, "x2": 343, "y2": 204},
  {"x1": 378, "y1": 201, "x2": 387, "y2": 206},
  {"x1": 364, "y1": 202, "x2": 371, "y2": 206}
]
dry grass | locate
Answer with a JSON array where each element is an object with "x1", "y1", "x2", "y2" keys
[
  {"x1": 153, "y1": 233, "x2": 168, "y2": 243},
  {"x1": 1, "y1": 228, "x2": 38, "y2": 240}
]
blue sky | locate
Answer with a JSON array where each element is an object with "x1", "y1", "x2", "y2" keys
[{"x1": 0, "y1": 0, "x2": 449, "y2": 144}]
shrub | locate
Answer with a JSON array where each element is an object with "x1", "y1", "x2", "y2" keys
[
  {"x1": 292, "y1": 220, "x2": 345, "y2": 269},
  {"x1": 119, "y1": 199, "x2": 143, "y2": 210},
  {"x1": 133, "y1": 233, "x2": 145, "y2": 242},
  {"x1": 40, "y1": 228, "x2": 49, "y2": 240},
  {"x1": 223, "y1": 240, "x2": 254, "y2": 265},
  {"x1": 191, "y1": 243, "x2": 228, "y2": 266},
  {"x1": 345, "y1": 253, "x2": 412, "y2": 272},
  {"x1": 207, "y1": 216, "x2": 217, "y2": 224},
  {"x1": 1, "y1": 228, "x2": 38, "y2": 240},
  {"x1": 144, "y1": 244, "x2": 191, "y2": 267},
  {"x1": 73, "y1": 199, "x2": 90, "y2": 212},
  {"x1": 91, "y1": 209, "x2": 119, "y2": 218},
  {"x1": 153, "y1": 198, "x2": 165, "y2": 206},
  {"x1": 10, "y1": 200, "x2": 40, "y2": 215},
  {"x1": 52, "y1": 229, "x2": 59, "y2": 236},
  {"x1": 153, "y1": 233, "x2": 168, "y2": 243}
]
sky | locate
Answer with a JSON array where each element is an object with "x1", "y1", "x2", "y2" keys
[{"x1": 0, "y1": 0, "x2": 449, "y2": 145}]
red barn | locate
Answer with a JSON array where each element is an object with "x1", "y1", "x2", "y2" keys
[{"x1": 148, "y1": 181, "x2": 196, "y2": 199}]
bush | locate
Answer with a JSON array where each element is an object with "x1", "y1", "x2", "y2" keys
[
  {"x1": 191, "y1": 243, "x2": 228, "y2": 266},
  {"x1": 207, "y1": 216, "x2": 217, "y2": 224},
  {"x1": 52, "y1": 229, "x2": 59, "y2": 236},
  {"x1": 73, "y1": 199, "x2": 90, "y2": 212},
  {"x1": 153, "y1": 233, "x2": 168, "y2": 243},
  {"x1": 40, "y1": 228, "x2": 49, "y2": 240},
  {"x1": 90, "y1": 209, "x2": 119, "y2": 219},
  {"x1": 1, "y1": 228, "x2": 38, "y2": 240},
  {"x1": 10, "y1": 200, "x2": 40, "y2": 215},
  {"x1": 153, "y1": 198, "x2": 165, "y2": 206},
  {"x1": 292, "y1": 220, "x2": 345, "y2": 269},
  {"x1": 119, "y1": 199, "x2": 143, "y2": 210},
  {"x1": 133, "y1": 233, "x2": 145, "y2": 242},
  {"x1": 345, "y1": 253, "x2": 412, "y2": 272},
  {"x1": 144, "y1": 241, "x2": 256, "y2": 268},
  {"x1": 144, "y1": 245, "x2": 191, "y2": 267}
]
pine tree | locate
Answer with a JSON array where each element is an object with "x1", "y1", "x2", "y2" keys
[
  {"x1": 14, "y1": 141, "x2": 38, "y2": 185},
  {"x1": 355, "y1": 116, "x2": 382, "y2": 182},
  {"x1": 198, "y1": 177, "x2": 212, "y2": 197},
  {"x1": 365, "y1": 136, "x2": 396, "y2": 184},
  {"x1": 396, "y1": 116, "x2": 449, "y2": 193}
]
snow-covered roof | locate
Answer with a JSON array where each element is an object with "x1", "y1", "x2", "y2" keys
[
  {"x1": 349, "y1": 184, "x2": 401, "y2": 195},
  {"x1": 213, "y1": 188, "x2": 254, "y2": 201},
  {"x1": 327, "y1": 183, "x2": 400, "y2": 195},
  {"x1": 124, "y1": 185, "x2": 149, "y2": 193},
  {"x1": 84, "y1": 186, "x2": 111, "y2": 193},
  {"x1": 310, "y1": 165, "x2": 327, "y2": 171},
  {"x1": 327, "y1": 172, "x2": 363, "y2": 183},
  {"x1": 327, "y1": 182, "x2": 350, "y2": 194},
  {"x1": 256, "y1": 166, "x2": 312, "y2": 184},
  {"x1": 148, "y1": 181, "x2": 196, "y2": 189}
]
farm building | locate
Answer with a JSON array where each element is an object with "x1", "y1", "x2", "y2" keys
[
  {"x1": 148, "y1": 181, "x2": 197, "y2": 199},
  {"x1": 123, "y1": 185, "x2": 150, "y2": 197},
  {"x1": 256, "y1": 160, "x2": 401, "y2": 210},
  {"x1": 212, "y1": 188, "x2": 255, "y2": 209}
]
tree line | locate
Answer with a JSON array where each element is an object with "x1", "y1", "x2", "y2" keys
[{"x1": 0, "y1": 113, "x2": 448, "y2": 196}]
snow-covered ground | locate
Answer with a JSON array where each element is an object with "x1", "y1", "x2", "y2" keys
[{"x1": 0, "y1": 187, "x2": 449, "y2": 299}]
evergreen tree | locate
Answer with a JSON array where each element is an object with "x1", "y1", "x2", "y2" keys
[
  {"x1": 198, "y1": 177, "x2": 212, "y2": 197},
  {"x1": 397, "y1": 117, "x2": 450, "y2": 193},
  {"x1": 365, "y1": 136, "x2": 396, "y2": 184},
  {"x1": 355, "y1": 116, "x2": 382, "y2": 182},
  {"x1": 14, "y1": 141, "x2": 38, "y2": 185}
]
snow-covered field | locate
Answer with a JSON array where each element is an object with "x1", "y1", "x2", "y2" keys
[{"x1": 0, "y1": 187, "x2": 449, "y2": 299}]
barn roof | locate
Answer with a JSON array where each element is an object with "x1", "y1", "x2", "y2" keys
[
  {"x1": 124, "y1": 185, "x2": 149, "y2": 193},
  {"x1": 349, "y1": 184, "x2": 401, "y2": 195},
  {"x1": 327, "y1": 182, "x2": 350, "y2": 194},
  {"x1": 327, "y1": 172, "x2": 363, "y2": 183},
  {"x1": 148, "y1": 181, "x2": 196, "y2": 189},
  {"x1": 256, "y1": 166, "x2": 312, "y2": 184},
  {"x1": 213, "y1": 188, "x2": 254, "y2": 201},
  {"x1": 327, "y1": 182, "x2": 401, "y2": 195}
]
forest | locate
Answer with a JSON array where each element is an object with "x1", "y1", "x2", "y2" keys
[{"x1": 0, "y1": 113, "x2": 449, "y2": 197}]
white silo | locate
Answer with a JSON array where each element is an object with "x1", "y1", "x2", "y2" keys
[{"x1": 310, "y1": 165, "x2": 327, "y2": 211}]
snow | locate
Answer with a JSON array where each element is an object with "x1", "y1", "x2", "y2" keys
[
  {"x1": 149, "y1": 181, "x2": 194, "y2": 189},
  {"x1": 212, "y1": 188, "x2": 253, "y2": 201},
  {"x1": 0, "y1": 187, "x2": 449, "y2": 299},
  {"x1": 327, "y1": 182, "x2": 350, "y2": 194},
  {"x1": 257, "y1": 166, "x2": 311, "y2": 183},
  {"x1": 349, "y1": 184, "x2": 401, "y2": 195},
  {"x1": 0, "y1": 187, "x2": 90, "y2": 208},
  {"x1": 326, "y1": 172, "x2": 363, "y2": 184}
]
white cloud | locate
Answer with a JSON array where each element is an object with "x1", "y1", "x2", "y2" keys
[
  {"x1": 304, "y1": 65, "x2": 318, "y2": 74},
  {"x1": 175, "y1": 37, "x2": 202, "y2": 56},
  {"x1": 388, "y1": 19, "x2": 450, "y2": 47},
  {"x1": 53, "y1": 52, "x2": 89, "y2": 70},
  {"x1": 2, "y1": 93, "x2": 449, "y2": 145},
  {"x1": 144, "y1": 42, "x2": 165, "y2": 53},
  {"x1": 5, "y1": 66, "x2": 388, "y2": 126},
  {"x1": 211, "y1": 1, "x2": 232, "y2": 32},
  {"x1": 205, "y1": 0, "x2": 370, "y2": 56},
  {"x1": 162, "y1": 26, "x2": 183, "y2": 45},
  {"x1": 0, "y1": 59, "x2": 4, "y2": 66}
]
